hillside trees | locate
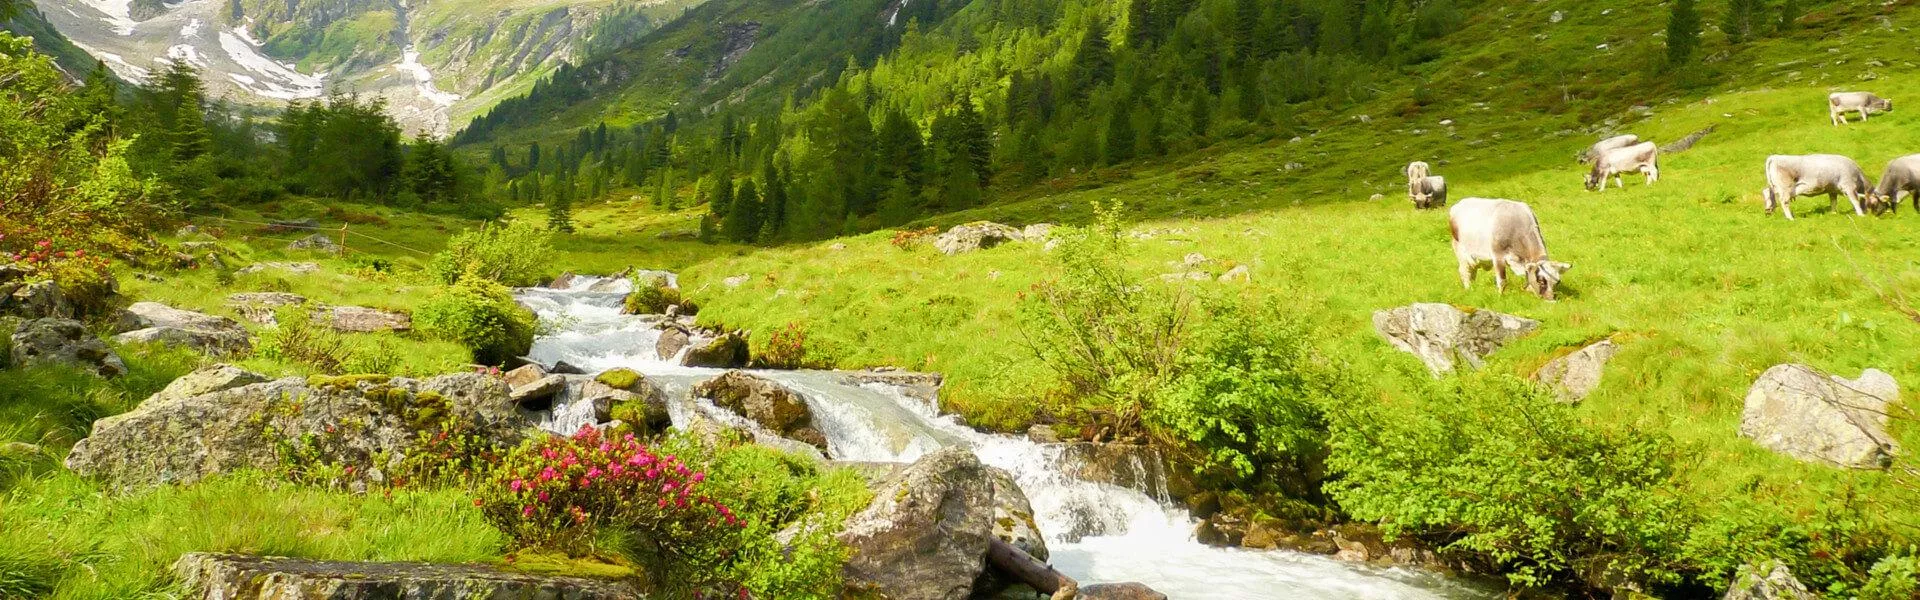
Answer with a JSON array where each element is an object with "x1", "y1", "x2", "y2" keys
[{"x1": 1667, "y1": 0, "x2": 1702, "y2": 67}]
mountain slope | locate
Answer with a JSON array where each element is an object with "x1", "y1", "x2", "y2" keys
[{"x1": 32, "y1": 0, "x2": 702, "y2": 134}]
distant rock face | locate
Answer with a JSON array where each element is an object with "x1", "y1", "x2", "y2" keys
[
  {"x1": 935, "y1": 222, "x2": 1024, "y2": 255},
  {"x1": 8, "y1": 318, "x2": 125, "y2": 377},
  {"x1": 173, "y1": 553, "x2": 643, "y2": 600},
  {"x1": 1372, "y1": 303, "x2": 1540, "y2": 375},
  {"x1": 837, "y1": 448, "x2": 995, "y2": 600},
  {"x1": 112, "y1": 302, "x2": 253, "y2": 356},
  {"x1": 1740, "y1": 364, "x2": 1900, "y2": 469},
  {"x1": 693, "y1": 371, "x2": 825, "y2": 450},
  {"x1": 1534, "y1": 339, "x2": 1620, "y2": 402},
  {"x1": 66, "y1": 369, "x2": 530, "y2": 489},
  {"x1": 286, "y1": 233, "x2": 343, "y2": 254},
  {"x1": 1722, "y1": 561, "x2": 1817, "y2": 600}
]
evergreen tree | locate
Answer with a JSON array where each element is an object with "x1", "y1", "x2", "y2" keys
[
  {"x1": 1777, "y1": 0, "x2": 1800, "y2": 33},
  {"x1": 152, "y1": 61, "x2": 212, "y2": 162},
  {"x1": 1666, "y1": 0, "x2": 1701, "y2": 68},
  {"x1": 759, "y1": 159, "x2": 788, "y2": 240},
  {"x1": 548, "y1": 176, "x2": 575, "y2": 233},
  {"x1": 1723, "y1": 0, "x2": 1765, "y2": 44},
  {"x1": 878, "y1": 176, "x2": 917, "y2": 226},
  {"x1": 1069, "y1": 19, "x2": 1115, "y2": 100},
  {"x1": 1104, "y1": 103, "x2": 1134, "y2": 164},
  {"x1": 1356, "y1": 0, "x2": 1394, "y2": 60},
  {"x1": 1127, "y1": 0, "x2": 1158, "y2": 48},
  {"x1": 723, "y1": 179, "x2": 763, "y2": 242},
  {"x1": 876, "y1": 107, "x2": 928, "y2": 190},
  {"x1": 708, "y1": 171, "x2": 734, "y2": 215},
  {"x1": 950, "y1": 98, "x2": 993, "y2": 186},
  {"x1": 1233, "y1": 0, "x2": 1260, "y2": 59},
  {"x1": 528, "y1": 142, "x2": 542, "y2": 172}
]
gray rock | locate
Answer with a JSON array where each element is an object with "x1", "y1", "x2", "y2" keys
[
  {"x1": 236, "y1": 262, "x2": 320, "y2": 276},
  {"x1": 148, "y1": 364, "x2": 268, "y2": 406},
  {"x1": 549, "y1": 271, "x2": 579, "y2": 289},
  {"x1": 973, "y1": 466, "x2": 1048, "y2": 595},
  {"x1": 682, "y1": 331, "x2": 749, "y2": 368},
  {"x1": 1021, "y1": 223, "x2": 1056, "y2": 241},
  {"x1": 286, "y1": 233, "x2": 343, "y2": 254},
  {"x1": 935, "y1": 222, "x2": 1024, "y2": 255},
  {"x1": 656, "y1": 325, "x2": 691, "y2": 361},
  {"x1": 510, "y1": 374, "x2": 567, "y2": 407},
  {"x1": 1082, "y1": 583, "x2": 1171, "y2": 600},
  {"x1": 1722, "y1": 561, "x2": 1817, "y2": 600},
  {"x1": 1026, "y1": 424, "x2": 1060, "y2": 443},
  {"x1": 501, "y1": 363, "x2": 549, "y2": 391},
  {"x1": 9, "y1": 318, "x2": 125, "y2": 377},
  {"x1": 1218, "y1": 264, "x2": 1251, "y2": 283},
  {"x1": 1534, "y1": 339, "x2": 1620, "y2": 402},
  {"x1": 1372, "y1": 303, "x2": 1540, "y2": 375},
  {"x1": 1054, "y1": 442, "x2": 1189, "y2": 502},
  {"x1": 837, "y1": 448, "x2": 996, "y2": 600},
  {"x1": 1740, "y1": 364, "x2": 1900, "y2": 469},
  {"x1": 66, "y1": 371, "x2": 530, "y2": 490},
  {"x1": 112, "y1": 302, "x2": 252, "y2": 356},
  {"x1": 693, "y1": 371, "x2": 824, "y2": 450},
  {"x1": 722, "y1": 274, "x2": 751, "y2": 289},
  {"x1": 1, "y1": 281, "x2": 72, "y2": 320},
  {"x1": 225, "y1": 292, "x2": 310, "y2": 325},
  {"x1": 174, "y1": 553, "x2": 642, "y2": 600},
  {"x1": 323, "y1": 305, "x2": 411, "y2": 333}
]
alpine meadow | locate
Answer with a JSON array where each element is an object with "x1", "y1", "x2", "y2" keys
[{"x1": 5, "y1": 0, "x2": 1920, "y2": 598}]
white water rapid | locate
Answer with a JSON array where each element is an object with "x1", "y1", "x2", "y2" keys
[{"x1": 516, "y1": 276, "x2": 1493, "y2": 600}]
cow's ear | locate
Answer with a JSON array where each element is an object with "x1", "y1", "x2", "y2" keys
[{"x1": 1552, "y1": 261, "x2": 1572, "y2": 273}]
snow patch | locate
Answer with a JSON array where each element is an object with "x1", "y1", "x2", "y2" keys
[
  {"x1": 165, "y1": 44, "x2": 207, "y2": 68},
  {"x1": 78, "y1": 0, "x2": 139, "y2": 35},
  {"x1": 179, "y1": 17, "x2": 202, "y2": 38},
  {"x1": 393, "y1": 46, "x2": 461, "y2": 107},
  {"x1": 70, "y1": 40, "x2": 150, "y2": 81},
  {"x1": 218, "y1": 27, "x2": 328, "y2": 100}
]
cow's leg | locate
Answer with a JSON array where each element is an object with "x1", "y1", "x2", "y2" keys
[
  {"x1": 1615, "y1": 174, "x2": 1625, "y2": 189},
  {"x1": 1646, "y1": 165, "x2": 1659, "y2": 184},
  {"x1": 1782, "y1": 195, "x2": 1796, "y2": 220},
  {"x1": 1492, "y1": 258, "x2": 1508, "y2": 293},
  {"x1": 1457, "y1": 259, "x2": 1475, "y2": 290},
  {"x1": 1847, "y1": 191, "x2": 1866, "y2": 216},
  {"x1": 1860, "y1": 108, "x2": 1870, "y2": 122}
]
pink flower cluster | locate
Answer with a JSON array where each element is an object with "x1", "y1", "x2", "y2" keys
[{"x1": 477, "y1": 425, "x2": 742, "y2": 551}]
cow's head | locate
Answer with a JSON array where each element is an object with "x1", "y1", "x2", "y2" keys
[
  {"x1": 1867, "y1": 191, "x2": 1896, "y2": 214},
  {"x1": 1877, "y1": 97, "x2": 1894, "y2": 112},
  {"x1": 1583, "y1": 169, "x2": 1604, "y2": 191},
  {"x1": 1525, "y1": 261, "x2": 1571, "y2": 301}
]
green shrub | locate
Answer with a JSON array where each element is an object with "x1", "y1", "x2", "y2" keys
[
  {"x1": 754, "y1": 322, "x2": 811, "y2": 369},
  {"x1": 1149, "y1": 300, "x2": 1346, "y2": 487},
  {"x1": 257, "y1": 307, "x2": 400, "y2": 375},
  {"x1": 426, "y1": 221, "x2": 554, "y2": 287},
  {"x1": 1861, "y1": 552, "x2": 1920, "y2": 600},
  {"x1": 1325, "y1": 373, "x2": 1694, "y2": 591},
  {"x1": 622, "y1": 278, "x2": 682, "y2": 315},
  {"x1": 416, "y1": 275, "x2": 536, "y2": 365}
]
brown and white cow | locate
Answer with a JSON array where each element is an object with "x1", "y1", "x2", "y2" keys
[
  {"x1": 1578, "y1": 134, "x2": 1640, "y2": 164},
  {"x1": 1830, "y1": 92, "x2": 1893, "y2": 126},
  {"x1": 1761, "y1": 154, "x2": 1873, "y2": 219},
  {"x1": 1584, "y1": 141, "x2": 1659, "y2": 191},
  {"x1": 1870, "y1": 154, "x2": 1920, "y2": 213},
  {"x1": 1448, "y1": 198, "x2": 1571, "y2": 300}
]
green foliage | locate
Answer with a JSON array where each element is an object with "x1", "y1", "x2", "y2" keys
[
  {"x1": 1777, "y1": 0, "x2": 1801, "y2": 32},
  {"x1": 1861, "y1": 552, "x2": 1920, "y2": 600},
  {"x1": 276, "y1": 95, "x2": 405, "y2": 202},
  {"x1": 1722, "y1": 0, "x2": 1768, "y2": 44},
  {"x1": 753, "y1": 322, "x2": 811, "y2": 369},
  {"x1": 622, "y1": 275, "x2": 683, "y2": 314},
  {"x1": 723, "y1": 179, "x2": 764, "y2": 242},
  {"x1": 1325, "y1": 373, "x2": 1693, "y2": 591},
  {"x1": 427, "y1": 221, "x2": 555, "y2": 287},
  {"x1": 1149, "y1": 301, "x2": 1343, "y2": 484},
  {"x1": 1667, "y1": 0, "x2": 1702, "y2": 67},
  {"x1": 257, "y1": 307, "x2": 401, "y2": 375},
  {"x1": 416, "y1": 274, "x2": 537, "y2": 365},
  {"x1": 678, "y1": 436, "x2": 868, "y2": 599},
  {"x1": 1017, "y1": 201, "x2": 1192, "y2": 431}
]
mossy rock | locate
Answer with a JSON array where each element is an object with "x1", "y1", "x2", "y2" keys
[
  {"x1": 594, "y1": 368, "x2": 644, "y2": 391},
  {"x1": 306, "y1": 374, "x2": 393, "y2": 390}
]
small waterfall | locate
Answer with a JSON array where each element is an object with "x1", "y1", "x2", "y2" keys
[{"x1": 516, "y1": 279, "x2": 1493, "y2": 600}]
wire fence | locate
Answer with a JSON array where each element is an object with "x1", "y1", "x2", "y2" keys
[{"x1": 188, "y1": 214, "x2": 437, "y2": 257}]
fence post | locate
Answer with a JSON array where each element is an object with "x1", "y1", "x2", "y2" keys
[{"x1": 339, "y1": 224, "x2": 349, "y2": 254}]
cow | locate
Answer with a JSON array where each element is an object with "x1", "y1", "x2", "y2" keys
[
  {"x1": 1584, "y1": 141, "x2": 1659, "y2": 191},
  {"x1": 1870, "y1": 154, "x2": 1920, "y2": 214},
  {"x1": 1448, "y1": 198, "x2": 1572, "y2": 301},
  {"x1": 1578, "y1": 134, "x2": 1640, "y2": 164},
  {"x1": 1830, "y1": 92, "x2": 1893, "y2": 126},
  {"x1": 1761, "y1": 154, "x2": 1874, "y2": 219},
  {"x1": 1410, "y1": 175, "x2": 1448, "y2": 209}
]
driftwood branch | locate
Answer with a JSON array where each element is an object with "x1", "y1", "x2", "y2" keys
[{"x1": 985, "y1": 538, "x2": 1078, "y2": 600}]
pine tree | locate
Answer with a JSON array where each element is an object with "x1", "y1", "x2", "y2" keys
[
  {"x1": 1069, "y1": 19, "x2": 1115, "y2": 100},
  {"x1": 876, "y1": 107, "x2": 927, "y2": 191},
  {"x1": 1233, "y1": 0, "x2": 1260, "y2": 59},
  {"x1": 708, "y1": 172, "x2": 734, "y2": 215},
  {"x1": 1777, "y1": 0, "x2": 1800, "y2": 33},
  {"x1": 1104, "y1": 104, "x2": 1134, "y2": 164},
  {"x1": 950, "y1": 98, "x2": 993, "y2": 186},
  {"x1": 528, "y1": 142, "x2": 542, "y2": 172},
  {"x1": 1723, "y1": 0, "x2": 1765, "y2": 44},
  {"x1": 1127, "y1": 0, "x2": 1158, "y2": 48},
  {"x1": 548, "y1": 177, "x2": 575, "y2": 233},
  {"x1": 723, "y1": 179, "x2": 763, "y2": 242},
  {"x1": 759, "y1": 159, "x2": 788, "y2": 240},
  {"x1": 878, "y1": 176, "x2": 917, "y2": 226},
  {"x1": 1666, "y1": 0, "x2": 1701, "y2": 68}
]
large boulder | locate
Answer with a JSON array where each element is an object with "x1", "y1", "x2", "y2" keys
[
  {"x1": 1372, "y1": 303, "x2": 1539, "y2": 375},
  {"x1": 692, "y1": 371, "x2": 825, "y2": 450},
  {"x1": 837, "y1": 448, "x2": 996, "y2": 600},
  {"x1": 65, "y1": 370, "x2": 531, "y2": 489},
  {"x1": 1534, "y1": 339, "x2": 1620, "y2": 403},
  {"x1": 973, "y1": 467, "x2": 1048, "y2": 595},
  {"x1": 8, "y1": 318, "x2": 125, "y2": 377},
  {"x1": 593, "y1": 368, "x2": 671, "y2": 433},
  {"x1": 682, "y1": 331, "x2": 750, "y2": 368},
  {"x1": 147, "y1": 364, "x2": 267, "y2": 406},
  {"x1": 286, "y1": 233, "x2": 343, "y2": 254},
  {"x1": 0, "y1": 280, "x2": 72, "y2": 319},
  {"x1": 934, "y1": 222, "x2": 1023, "y2": 255},
  {"x1": 174, "y1": 553, "x2": 642, "y2": 600},
  {"x1": 322, "y1": 305, "x2": 412, "y2": 333},
  {"x1": 112, "y1": 302, "x2": 252, "y2": 356},
  {"x1": 225, "y1": 292, "x2": 310, "y2": 325},
  {"x1": 1740, "y1": 364, "x2": 1900, "y2": 469},
  {"x1": 1722, "y1": 561, "x2": 1817, "y2": 600}
]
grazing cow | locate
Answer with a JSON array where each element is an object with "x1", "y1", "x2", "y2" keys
[
  {"x1": 1584, "y1": 142, "x2": 1660, "y2": 191},
  {"x1": 1448, "y1": 198, "x2": 1572, "y2": 301},
  {"x1": 1830, "y1": 92, "x2": 1893, "y2": 126},
  {"x1": 1579, "y1": 134, "x2": 1640, "y2": 164},
  {"x1": 1870, "y1": 154, "x2": 1920, "y2": 213},
  {"x1": 1761, "y1": 154, "x2": 1874, "y2": 220},
  {"x1": 1410, "y1": 176, "x2": 1448, "y2": 209}
]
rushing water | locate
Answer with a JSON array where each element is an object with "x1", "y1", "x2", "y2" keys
[{"x1": 516, "y1": 277, "x2": 1492, "y2": 600}]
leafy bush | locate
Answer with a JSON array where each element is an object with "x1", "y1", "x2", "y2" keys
[
  {"x1": 257, "y1": 307, "x2": 400, "y2": 375},
  {"x1": 1325, "y1": 373, "x2": 1694, "y2": 591},
  {"x1": 754, "y1": 322, "x2": 810, "y2": 369},
  {"x1": 1861, "y1": 552, "x2": 1920, "y2": 600},
  {"x1": 426, "y1": 221, "x2": 553, "y2": 287},
  {"x1": 622, "y1": 274, "x2": 682, "y2": 315},
  {"x1": 1149, "y1": 300, "x2": 1346, "y2": 488},
  {"x1": 1017, "y1": 201, "x2": 1193, "y2": 432},
  {"x1": 416, "y1": 274, "x2": 536, "y2": 365}
]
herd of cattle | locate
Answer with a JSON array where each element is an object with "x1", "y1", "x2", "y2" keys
[{"x1": 1407, "y1": 91, "x2": 1904, "y2": 301}]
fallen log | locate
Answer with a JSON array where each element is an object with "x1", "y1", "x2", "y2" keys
[{"x1": 985, "y1": 538, "x2": 1078, "y2": 600}]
